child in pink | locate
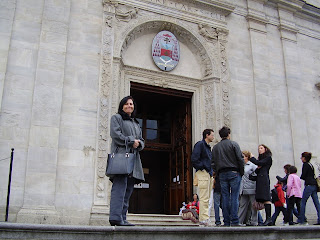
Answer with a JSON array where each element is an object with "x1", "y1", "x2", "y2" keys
[{"x1": 286, "y1": 165, "x2": 302, "y2": 225}]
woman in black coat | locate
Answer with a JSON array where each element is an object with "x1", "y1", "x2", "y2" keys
[{"x1": 250, "y1": 144, "x2": 273, "y2": 226}]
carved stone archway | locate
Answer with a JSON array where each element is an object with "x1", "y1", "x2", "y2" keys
[{"x1": 90, "y1": 1, "x2": 231, "y2": 224}]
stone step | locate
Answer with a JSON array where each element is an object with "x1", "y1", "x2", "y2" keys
[{"x1": 126, "y1": 214, "x2": 199, "y2": 226}]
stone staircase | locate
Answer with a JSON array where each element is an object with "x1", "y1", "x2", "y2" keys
[{"x1": 126, "y1": 213, "x2": 199, "y2": 226}]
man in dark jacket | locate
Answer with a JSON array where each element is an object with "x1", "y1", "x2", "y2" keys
[
  {"x1": 191, "y1": 129, "x2": 214, "y2": 226},
  {"x1": 212, "y1": 126, "x2": 244, "y2": 226}
]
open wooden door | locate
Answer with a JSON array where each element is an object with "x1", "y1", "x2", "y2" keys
[{"x1": 129, "y1": 82, "x2": 193, "y2": 215}]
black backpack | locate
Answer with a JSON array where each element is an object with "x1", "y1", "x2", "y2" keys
[{"x1": 271, "y1": 187, "x2": 280, "y2": 203}]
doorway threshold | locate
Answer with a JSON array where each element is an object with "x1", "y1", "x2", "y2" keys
[{"x1": 127, "y1": 213, "x2": 198, "y2": 227}]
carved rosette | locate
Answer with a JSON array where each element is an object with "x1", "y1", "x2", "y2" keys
[{"x1": 217, "y1": 28, "x2": 230, "y2": 127}]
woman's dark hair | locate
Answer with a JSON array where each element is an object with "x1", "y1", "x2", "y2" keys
[
  {"x1": 289, "y1": 166, "x2": 297, "y2": 174},
  {"x1": 117, "y1": 96, "x2": 137, "y2": 119},
  {"x1": 219, "y1": 126, "x2": 230, "y2": 139},
  {"x1": 193, "y1": 194, "x2": 199, "y2": 203},
  {"x1": 202, "y1": 129, "x2": 214, "y2": 140},
  {"x1": 301, "y1": 152, "x2": 312, "y2": 162},
  {"x1": 284, "y1": 164, "x2": 291, "y2": 173},
  {"x1": 258, "y1": 144, "x2": 272, "y2": 160}
]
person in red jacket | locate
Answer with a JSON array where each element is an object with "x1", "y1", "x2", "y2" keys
[{"x1": 271, "y1": 181, "x2": 288, "y2": 225}]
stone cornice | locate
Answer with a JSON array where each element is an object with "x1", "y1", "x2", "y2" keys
[
  {"x1": 271, "y1": 0, "x2": 320, "y2": 19},
  {"x1": 104, "y1": 0, "x2": 235, "y2": 28},
  {"x1": 272, "y1": 0, "x2": 305, "y2": 12},
  {"x1": 193, "y1": 0, "x2": 236, "y2": 16}
]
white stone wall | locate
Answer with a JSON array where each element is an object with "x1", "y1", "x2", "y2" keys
[
  {"x1": 0, "y1": 0, "x2": 102, "y2": 224},
  {"x1": 0, "y1": 0, "x2": 319, "y2": 225}
]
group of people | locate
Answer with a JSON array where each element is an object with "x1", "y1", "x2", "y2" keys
[
  {"x1": 191, "y1": 127, "x2": 320, "y2": 227},
  {"x1": 105, "y1": 95, "x2": 319, "y2": 228}
]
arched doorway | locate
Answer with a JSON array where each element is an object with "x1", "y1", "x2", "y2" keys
[{"x1": 128, "y1": 82, "x2": 193, "y2": 214}]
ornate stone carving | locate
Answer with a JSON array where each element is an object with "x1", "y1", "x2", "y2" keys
[
  {"x1": 204, "y1": 83, "x2": 215, "y2": 130},
  {"x1": 115, "y1": 4, "x2": 138, "y2": 22},
  {"x1": 83, "y1": 146, "x2": 95, "y2": 157},
  {"x1": 105, "y1": 16, "x2": 113, "y2": 28},
  {"x1": 218, "y1": 29, "x2": 231, "y2": 127},
  {"x1": 198, "y1": 24, "x2": 218, "y2": 42},
  {"x1": 152, "y1": 79, "x2": 169, "y2": 88},
  {"x1": 95, "y1": 15, "x2": 114, "y2": 201}
]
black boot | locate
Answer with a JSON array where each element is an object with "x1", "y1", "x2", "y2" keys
[{"x1": 263, "y1": 204, "x2": 272, "y2": 226}]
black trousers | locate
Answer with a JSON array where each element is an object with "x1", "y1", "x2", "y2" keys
[
  {"x1": 286, "y1": 196, "x2": 301, "y2": 224},
  {"x1": 109, "y1": 175, "x2": 135, "y2": 222}
]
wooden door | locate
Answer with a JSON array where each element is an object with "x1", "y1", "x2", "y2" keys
[{"x1": 166, "y1": 100, "x2": 192, "y2": 214}]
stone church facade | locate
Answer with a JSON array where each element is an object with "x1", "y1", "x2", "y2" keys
[{"x1": 0, "y1": 0, "x2": 319, "y2": 225}]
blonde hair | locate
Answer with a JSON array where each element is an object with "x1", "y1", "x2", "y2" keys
[{"x1": 242, "y1": 150, "x2": 251, "y2": 159}]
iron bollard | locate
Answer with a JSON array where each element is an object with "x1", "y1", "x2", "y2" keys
[{"x1": 5, "y1": 148, "x2": 14, "y2": 222}]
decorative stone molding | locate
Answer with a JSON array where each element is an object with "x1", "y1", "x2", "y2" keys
[
  {"x1": 204, "y1": 82, "x2": 215, "y2": 129},
  {"x1": 108, "y1": 0, "x2": 235, "y2": 27},
  {"x1": 95, "y1": 13, "x2": 114, "y2": 203},
  {"x1": 217, "y1": 29, "x2": 231, "y2": 127}
]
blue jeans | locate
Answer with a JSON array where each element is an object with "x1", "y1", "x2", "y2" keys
[
  {"x1": 213, "y1": 191, "x2": 221, "y2": 225},
  {"x1": 272, "y1": 206, "x2": 287, "y2": 224},
  {"x1": 219, "y1": 171, "x2": 242, "y2": 225},
  {"x1": 258, "y1": 211, "x2": 263, "y2": 224},
  {"x1": 298, "y1": 185, "x2": 320, "y2": 224}
]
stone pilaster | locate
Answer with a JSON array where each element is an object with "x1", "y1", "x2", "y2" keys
[
  {"x1": 0, "y1": 0, "x2": 16, "y2": 112},
  {"x1": 277, "y1": 2, "x2": 305, "y2": 162},
  {"x1": 17, "y1": 0, "x2": 71, "y2": 224},
  {"x1": 246, "y1": 0, "x2": 276, "y2": 146}
]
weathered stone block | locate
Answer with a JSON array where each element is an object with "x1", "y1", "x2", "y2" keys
[{"x1": 29, "y1": 126, "x2": 59, "y2": 148}]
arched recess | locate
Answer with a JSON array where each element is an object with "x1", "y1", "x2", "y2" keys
[{"x1": 118, "y1": 20, "x2": 216, "y2": 80}]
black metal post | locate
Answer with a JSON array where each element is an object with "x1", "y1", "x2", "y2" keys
[{"x1": 5, "y1": 148, "x2": 14, "y2": 222}]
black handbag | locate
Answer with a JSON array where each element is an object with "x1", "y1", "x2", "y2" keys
[
  {"x1": 249, "y1": 172, "x2": 257, "y2": 181},
  {"x1": 106, "y1": 140, "x2": 135, "y2": 175}
]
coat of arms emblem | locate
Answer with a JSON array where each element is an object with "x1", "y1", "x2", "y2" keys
[{"x1": 152, "y1": 31, "x2": 180, "y2": 71}]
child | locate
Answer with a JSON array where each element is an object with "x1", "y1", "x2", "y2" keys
[
  {"x1": 286, "y1": 165, "x2": 302, "y2": 225},
  {"x1": 271, "y1": 181, "x2": 287, "y2": 225}
]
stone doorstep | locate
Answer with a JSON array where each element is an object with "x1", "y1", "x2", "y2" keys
[
  {"x1": 1, "y1": 222, "x2": 320, "y2": 240},
  {"x1": 126, "y1": 213, "x2": 199, "y2": 226}
]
